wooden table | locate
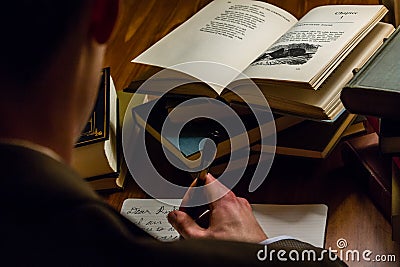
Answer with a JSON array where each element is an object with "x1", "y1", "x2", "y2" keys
[{"x1": 103, "y1": 1, "x2": 400, "y2": 266}]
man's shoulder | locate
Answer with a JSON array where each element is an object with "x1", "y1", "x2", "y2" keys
[{"x1": 0, "y1": 142, "x2": 98, "y2": 200}]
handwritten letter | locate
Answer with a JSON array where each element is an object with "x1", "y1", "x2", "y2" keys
[
  {"x1": 121, "y1": 199, "x2": 181, "y2": 242},
  {"x1": 121, "y1": 199, "x2": 328, "y2": 247}
]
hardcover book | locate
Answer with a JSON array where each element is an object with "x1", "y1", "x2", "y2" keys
[
  {"x1": 131, "y1": 96, "x2": 302, "y2": 171},
  {"x1": 71, "y1": 67, "x2": 122, "y2": 191},
  {"x1": 378, "y1": 117, "x2": 400, "y2": 155},
  {"x1": 341, "y1": 24, "x2": 400, "y2": 118},
  {"x1": 392, "y1": 156, "x2": 400, "y2": 240},
  {"x1": 381, "y1": 0, "x2": 400, "y2": 26},
  {"x1": 252, "y1": 111, "x2": 356, "y2": 159},
  {"x1": 341, "y1": 132, "x2": 392, "y2": 221},
  {"x1": 340, "y1": 115, "x2": 367, "y2": 139},
  {"x1": 128, "y1": 0, "x2": 392, "y2": 120}
]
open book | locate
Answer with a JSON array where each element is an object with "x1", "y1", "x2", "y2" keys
[
  {"x1": 128, "y1": 0, "x2": 391, "y2": 120},
  {"x1": 120, "y1": 198, "x2": 328, "y2": 248}
]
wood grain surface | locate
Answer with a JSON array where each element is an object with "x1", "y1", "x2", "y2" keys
[{"x1": 102, "y1": 1, "x2": 400, "y2": 266}]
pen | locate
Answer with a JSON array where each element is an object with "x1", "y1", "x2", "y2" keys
[
  {"x1": 192, "y1": 170, "x2": 211, "y2": 229},
  {"x1": 178, "y1": 168, "x2": 210, "y2": 241},
  {"x1": 184, "y1": 159, "x2": 211, "y2": 227},
  {"x1": 184, "y1": 131, "x2": 220, "y2": 228}
]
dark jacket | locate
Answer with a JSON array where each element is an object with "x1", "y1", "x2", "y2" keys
[{"x1": 0, "y1": 144, "x2": 347, "y2": 266}]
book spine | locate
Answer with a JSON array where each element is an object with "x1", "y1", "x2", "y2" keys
[
  {"x1": 366, "y1": 116, "x2": 380, "y2": 133},
  {"x1": 392, "y1": 157, "x2": 400, "y2": 241},
  {"x1": 342, "y1": 133, "x2": 392, "y2": 221},
  {"x1": 379, "y1": 117, "x2": 400, "y2": 155},
  {"x1": 381, "y1": 0, "x2": 397, "y2": 25}
]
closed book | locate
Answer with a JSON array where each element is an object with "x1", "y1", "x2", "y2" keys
[
  {"x1": 71, "y1": 67, "x2": 122, "y2": 192},
  {"x1": 378, "y1": 117, "x2": 400, "y2": 155},
  {"x1": 341, "y1": 25, "x2": 400, "y2": 118},
  {"x1": 252, "y1": 111, "x2": 356, "y2": 159},
  {"x1": 366, "y1": 115, "x2": 380, "y2": 133},
  {"x1": 131, "y1": 96, "x2": 301, "y2": 171},
  {"x1": 392, "y1": 156, "x2": 400, "y2": 241},
  {"x1": 340, "y1": 115, "x2": 367, "y2": 139},
  {"x1": 341, "y1": 132, "x2": 392, "y2": 221}
]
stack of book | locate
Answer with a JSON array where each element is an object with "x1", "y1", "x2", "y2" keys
[
  {"x1": 341, "y1": 25, "x2": 400, "y2": 241},
  {"x1": 78, "y1": 2, "x2": 397, "y2": 192},
  {"x1": 130, "y1": 100, "x2": 369, "y2": 187},
  {"x1": 70, "y1": 67, "x2": 364, "y2": 189},
  {"x1": 70, "y1": 67, "x2": 146, "y2": 192},
  {"x1": 341, "y1": 118, "x2": 400, "y2": 239},
  {"x1": 125, "y1": 1, "x2": 394, "y2": 176},
  {"x1": 129, "y1": 1, "x2": 392, "y2": 121}
]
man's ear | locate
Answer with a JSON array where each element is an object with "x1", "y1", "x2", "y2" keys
[{"x1": 91, "y1": 0, "x2": 119, "y2": 44}]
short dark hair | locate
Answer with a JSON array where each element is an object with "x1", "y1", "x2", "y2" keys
[{"x1": 0, "y1": 1, "x2": 88, "y2": 86}]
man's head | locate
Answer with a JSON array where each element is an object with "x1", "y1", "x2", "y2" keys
[
  {"x1": 1, "y1": 1, "x2": 86, "y2": 85},
  {"x1": 0, "y1": 0, "x2": 119, "y2": 162}
]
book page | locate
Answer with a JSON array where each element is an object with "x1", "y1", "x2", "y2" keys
[
  {"x1": 243, "y1": 5, "x2": 387, "y2": 89},
  {"x1": 133, "y1": 0, "x2": 297, "y2": 94},
  {"x1": 121, "y1": 199, "x2": 328, "y2": 247},
  {"x1": 227, "y1": 22, "x2": 394, "y2": 120},
  {"x1": 104, "y1": 75, "x2": 118, "y2": 173}
]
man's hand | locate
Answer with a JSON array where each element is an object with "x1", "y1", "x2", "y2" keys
[{"x1": 167, "y1": 173, "x2": 267, "y2": 243}]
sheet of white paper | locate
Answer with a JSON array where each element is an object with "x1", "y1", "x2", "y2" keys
[
  {"x1": 121, "y1": 199, "x2": 327, "y2": 247},
  {"x1": 121, "y1": 199, "x2": 181, "y2": 242},
  {"x1": 251, "y1": 204, "x2": 328, "y2": 248}
]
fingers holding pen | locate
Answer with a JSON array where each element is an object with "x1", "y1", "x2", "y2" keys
[
  {"x1": 167, "y1": 210, "x2": 207, "y2": 239},
  {"x1": 178, "y1": 173, "x2": 230, "y2": 216},
  {"x1": 168, "y1": 173, "x2": 267, "y2": 243}
]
